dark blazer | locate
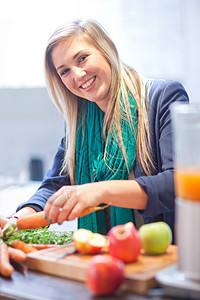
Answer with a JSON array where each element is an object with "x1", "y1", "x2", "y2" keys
[
  {"x1": 17, "y1": 80, "x2": 189, "y2": 242},
  {"x1": 134, "y1": 80, "x2": 189, "y2": 241}
]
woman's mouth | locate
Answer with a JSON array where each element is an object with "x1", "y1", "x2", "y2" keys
[{"x1": 80, "y1": 76, "x2": 96, "y2": 89}]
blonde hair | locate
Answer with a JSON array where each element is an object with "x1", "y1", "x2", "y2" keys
[{"x1": 45, "y1": 19, "x2": 153, "y2": 184}]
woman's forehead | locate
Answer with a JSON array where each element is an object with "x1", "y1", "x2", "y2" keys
[
  {"x1": 52, "y1": 36, "x2": 98, "y2": 68},
  {"x1": 56, "y1": 36, "x2": 98, "y2": 56}
]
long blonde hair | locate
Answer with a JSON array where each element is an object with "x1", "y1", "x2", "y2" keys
[{"x1": 45, "y1": 19, "x2": 153, "y2": 184}]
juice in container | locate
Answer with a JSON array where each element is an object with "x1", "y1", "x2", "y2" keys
[{"x1": 175, "y1": 168, "x2": 200, "y2": 201}]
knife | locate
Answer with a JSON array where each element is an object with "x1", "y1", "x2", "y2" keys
[{"x1": 56, "y1": 246, "x2": 77, "y2": 261}]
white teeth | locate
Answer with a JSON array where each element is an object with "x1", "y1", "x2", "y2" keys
[{"x1": 81, "y1": 76, "x2": 95, "y2": 89}]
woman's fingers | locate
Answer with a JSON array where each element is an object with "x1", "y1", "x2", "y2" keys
[
  {"x1": 67, "y1": 203, "x2": 83, "y2": 221},
  {"x1": 56, "y1": 207, "x2": 73, "y2": 224},
  {"x1": 57, "y1": 191, "x2": 81, "y2": 223},
  {"x1": 44, "y1": 186, "x2": 66, "y2": 219},
  {"x1": 0, "y1": 217, "x2": 16, "y2": 236},
  {"x1": 44, "y1": 186, "x2": 77, "y2": 223},
  {"x1": 48, "y1": 193, "x2": 70, "y2": 223},
  {"x1": 57, "y1": 189, "x2": 78, "y2": 223},
  {"x1": 0, "y1": 217, "x2": 9, "y2": 231},
  {"x1": 44, "y1": 183, "x2": 103, "y2": 224},
  {"x1": 44, "y1": 186, "x2": 66, "y2": 214}
]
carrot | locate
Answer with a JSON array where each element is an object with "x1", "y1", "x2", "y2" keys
[
  {"x1": 16, "y1": 205, "x2": 110, "y2": 230},
  {"x1": 10, "y1": 240, "x2": 37, "y2": 253},
  {"x1": 0, "y1": 239, "x2": 14, "y2": 277},
  {"x1": 78, "y1": 204, "x2": 110, "y2": 218},
  {"x1": 12, "y1": 204, "x2": 110, "y2": 232},
  {"x1": 17, "y1": 211, "x2": 50, "y2": 230},
  {"x1": 27, "y1": 244, "x2": 58, "y2": 250},
  {"x1": 8, "y1": 246, "x2": 27, "y2": 262}
]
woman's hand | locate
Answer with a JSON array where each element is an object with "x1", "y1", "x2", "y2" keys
[
  {"x1": 0, "y1": 217, "x2": 9, "y2": 232},
  {"x1": 44, "y1": 182, "x2": 105, "y2": 224},
  {"x1": 0, "y1": 217, "x2": 17, "y2": 237},
  {"x1": 0, "y1": 208, "x2": 37, "y2": 237},
  {"x1": 44, "y1": 180, "x2": 147, "y2": 225}
]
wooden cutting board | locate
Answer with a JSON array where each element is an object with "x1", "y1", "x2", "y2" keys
[{"x1": 25, "y1": 244, "x2": 177, "y2": 295}]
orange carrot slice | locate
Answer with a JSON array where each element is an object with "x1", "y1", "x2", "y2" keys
[
  {"x1": 78, "y1": 204, "x2": 110, "y2": 217},
  {"x1": 27, "y1": 244, "x2": 58, "y2": 250},
  {"x1": 10, "y1": 240, "x2": 37, "y2": 253}
]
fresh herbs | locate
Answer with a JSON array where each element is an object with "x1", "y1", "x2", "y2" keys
[{"x1": 5, "y1": 227, "x2": 73, "y2": 245}]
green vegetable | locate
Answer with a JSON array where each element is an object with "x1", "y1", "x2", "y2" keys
[
  {"x1": 5, "y1": 227, "x2": 73, "y2": 245},
  {"x1": 3, "y1": 223, "x2": 18, "y2": 237}
]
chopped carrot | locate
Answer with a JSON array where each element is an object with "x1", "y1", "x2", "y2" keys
[
  {"x1": 10, "y1": 240, "x2": 37, "y2": 253},
  {"x1": 27, "y1": 244, "x2": 58, "y2": 250},
  {"x1": 0, "y1": 239, "x2": 14, "y2": 277},
  {"x1": 8, "y1": 246, "x2": 27, "y2": 262},
  {"x1": 78, "y1": 204, "x2": 110, "y2": 218},
  {"x1": 17, "y1": 211, "x2": 50, "y2": 230}
]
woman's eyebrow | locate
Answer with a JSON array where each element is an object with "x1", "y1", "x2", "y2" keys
[
  {"x1": 56, "y1": 64, "x2": 65, "y2": 72},
  {"x1": 73, "y1": 50, "x2": 82, "y2": 60},
  {"x1": 73, "y1": 49, "x2": 88, "y2": 60}
]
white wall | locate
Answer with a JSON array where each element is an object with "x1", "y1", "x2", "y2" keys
[
  {"x1": 0, "y1": 0, "x2": 200, "y2": 102},
  {"x1": 0, "y1": 0, "x2": 199, "y2": 182},
  {"x1": 183, "y1": 0, "x2": 200, "y2": 103},
  {"x1": 0, "y1": 87, "x2": 63, "y2": 180}
]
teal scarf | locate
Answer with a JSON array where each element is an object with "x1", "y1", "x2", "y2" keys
[{"x1": 76, "y1": 94, "x2": 137, "y2": 235}]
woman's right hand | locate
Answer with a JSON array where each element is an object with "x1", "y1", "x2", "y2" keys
[
  {"x1": 0, "y1": 217, "x2": 17, "y2": 237},
  {"x1": 0, "y1": 207, "x2": 38, "y2": 238}
]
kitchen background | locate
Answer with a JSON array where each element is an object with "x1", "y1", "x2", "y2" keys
[{"x1": 0, "y1": 0, "x2": 199, "y2": 226}]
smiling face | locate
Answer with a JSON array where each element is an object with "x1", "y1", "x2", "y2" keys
[{"x1": 52, "y1": 37, "x2": 112, "y2": 112}]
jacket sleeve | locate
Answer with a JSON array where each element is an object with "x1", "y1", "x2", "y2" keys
[
  {"x1": 16, "y1": 137, "x2": 70, "y2": 212},
  {"x1": 134, "y1": 80, "x2": 189, "y2": 222}
]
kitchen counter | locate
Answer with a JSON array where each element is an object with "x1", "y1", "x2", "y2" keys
[
  {"x1": 0, "y1": 183, "x2": 190, "y2": 300},
  {"x1": 0, "y1": 183, "x2": 165, "y2": 299},
  {"x1": 0, "y1": 265, "x2": 175, "y2": 300}
]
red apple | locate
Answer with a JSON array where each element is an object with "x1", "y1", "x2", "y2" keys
[
  {"x1": 85, "y1": 255, "x2": 124, "y2": 295},
  {"x1": 73, "y1": 229, "x2": 107, "y2": 254},
  {"x1": 108, "y1": 222, "x2": 141, "y2": 263}
]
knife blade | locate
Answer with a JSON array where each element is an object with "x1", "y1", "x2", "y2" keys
[{"x1": 56, "y1": 246, "x2": 77, "y2": 261}]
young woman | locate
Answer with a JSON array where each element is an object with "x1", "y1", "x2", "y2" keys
[{"x1": 0, "y1": 19, "x2": 189, "y2": 241}]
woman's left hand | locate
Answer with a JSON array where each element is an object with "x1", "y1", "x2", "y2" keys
[
  {"x1": 44, "y1": 179, "x2": 147, "y2": 224},
  {"x1": 44, "y1": 182, "x2": 105, "y2": 224}
]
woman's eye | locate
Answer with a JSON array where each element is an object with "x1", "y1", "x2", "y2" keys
[
  {"x1": 60, "y1": 68, "x2": 69, "y2": 76},
  {"x1": 78, "y1": 55, "x2": 88, "y2": 64}
]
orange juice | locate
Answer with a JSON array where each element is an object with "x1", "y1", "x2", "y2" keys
[{"x1": 175, "y1": 169, "x2": 200, "y2": 201}]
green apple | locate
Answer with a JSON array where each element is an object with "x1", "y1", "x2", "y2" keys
[{"x1": 138, "y1": 222, "x2": 172, "y2": 255}]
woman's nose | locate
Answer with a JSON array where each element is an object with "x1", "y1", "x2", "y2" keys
[{"x1": 72, "y1": 67, "x2": 86, "y2": 81}]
